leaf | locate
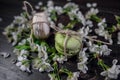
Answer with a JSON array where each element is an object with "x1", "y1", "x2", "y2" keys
[
  {"x1": 63, "y1": 7, "x2": 71, "y2": 13},
  {"x1": 15, "y1": 45, "x2": 30, "y2": 50},
  {"x1": 90, "y1": 15, "x2": 102, "y2": 22},
  {"x1": 106, "y1": 26, "x2": 116, "y2": 34},
  {"x1": 47, "y1": 47, "x2": 56, "y2": 53},
  {"x1": 51, "y1": 10, "x2": 57, "y2": 21},
  {"x1": 65, "y1": 20, "x2": 78, "y2": 29}
]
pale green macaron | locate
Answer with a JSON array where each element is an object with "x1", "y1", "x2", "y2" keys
[{"x1": 55, "y1": 30, "x2": 82, "y2": 57}]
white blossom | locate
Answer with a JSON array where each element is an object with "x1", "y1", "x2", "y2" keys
[
  {"x1": 11, "y1": 32, "x2": 18, "y2": 46},
  {"x1": 13, "y1": 16, "x2": 27, "y2": 25},
  {"x1": 53, "y1": 55, "x2": 67, "y2": 64},
  {"x1": 33, "y1": 45, "x2": 53, "y2": 72},
  {"x1": 16, "y1": 59, "x2": 31, "y2": 73},
  {"x1": 79, "y1": 26, "x2": 91, "y2": 37},
  {"x1": 86, "y1": 20, "x2": 93, "y2": 27},
  {"x1": 16, "y1": 62, "x2": 22, "y2": 67},
  {"x1": 37, "y1": 45, "x2": 48, "y2": 60},
  {"x1": 98, "y1": 18, "x2": 106, "y2": 27},
  {"x1": 101, "y1": 59, "x2": 120, "y2": 79},
  {"x1": 47, "y1": 6, "x2": 54, "y2": 13},
  {"x1": 18, "y1": 39, "x2": 26, "y2": 45},
  {"x1": 92, "y1": 3, "x2": 97, "y2": 7},
  {"x1": 86, "y1": 3, "x2": 92, "y2": 8},
  {"x1": 85, "y1": 8, "x2": 99, "y2": 19},
  {"x1": 87, "y1": 41, "x2": 112, "y2": 56},
  {"x1": 20, "y1": 65, "x2": 31, "y2": 72},
  {"x1": 35, "y1": 5, "x2": 40, "y2": 9},
  {"x1": 18, "y1": 56, "x2": 27, "y2": 61},
  {"x1": 68, "y1": 9, "x2": 78, "y2": 20},
  {"x1": 48, "y1": 73, "x2": 56, "y2": 80},
  {"x1": 15, "y1": 49, "x2": 30, "y2": 72},
  {"x1": 33, "y1": 58, "x2": 53, "y2": 72},
  {"x1": 55, "y1": 6, "x2": 63, "y2": 15},
  {"x1": 38, "y1": 2, "x2": 43, "y2": 6},
  {"x1": 76, "y1": 11, "x2": 86, "y2": 25},
  {"x1": 99, "y1": 45, "x2": 112, "y2": 56},
  {"x1": 47, "y1": 0, "x2": 54, "y2": 7},
  {"x1": 87, "y1": 3, "x2": 97, "y2": 8},
  {"x1": 95, "y1": 18, "x2": 112, "y2": 41},
  {"x1": 64, "y1": 2, "x2": 78, "y2": 10},
  {"x1": 58, "y1": 23, "x2": 64, "y2": 29},
  {"x1": 67, "y1": 72, "x2": 80, "y2": 80},
  {"x1": 39, "y1": 62, "x2": 53, "y2": 72},
  {"x1": 77, "y1": 48, "x2": 88, "y2": 73}
]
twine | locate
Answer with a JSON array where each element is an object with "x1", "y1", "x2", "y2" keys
[{"x1": 23, "y1": 1, "x2": 34, "y2": 19}]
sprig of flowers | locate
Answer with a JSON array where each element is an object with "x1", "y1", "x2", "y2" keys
[{"x1": 100, "y1": 59, "x2": 120, "y2": 80}]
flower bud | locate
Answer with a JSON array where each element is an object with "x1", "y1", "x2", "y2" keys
[{"x1": 32, "y1": 12, "x2": 50, "y2": 39}]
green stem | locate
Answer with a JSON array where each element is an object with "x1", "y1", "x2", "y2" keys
[
  {"x1": 53, "y1": 62, "x2": 61, "y2": 80},
  {"x1": 97, "y1": 59, "x2": 109, "y2": 70},
  {"x1": 90, "y1": 15, "x2": 102, "y2": 22}
]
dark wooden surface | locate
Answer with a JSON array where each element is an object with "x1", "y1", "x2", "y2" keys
[{"x1": 0, "y1": 0, "x2": 120, "y2": 80}]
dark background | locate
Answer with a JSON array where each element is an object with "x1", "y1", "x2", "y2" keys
[{"x1": 0, "y1": 0, "x2": 120, "y2": 80}]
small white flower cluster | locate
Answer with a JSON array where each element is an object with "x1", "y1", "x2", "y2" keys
[
  {"x1": 3, "y1": 25, "x2": 25, "y2": 46},
  {"x1": 3, "y1": 14, "x2": 29, "y2": 46},
  {"x1": 37, "y1": 45, "x2": 48, "y2": 60},
  {"x1": 64, "y1": 2, "x2": 78, "y2": 10},
  {"x1": 53, "y1": 55, "x2": 67, "y2": 64},
  {"x1": 13, "y1": 13, "x2": 27, "y2": 25},
  {"x1": 45, "y1": 1, "x2": 58, "y2": 27},
  {"x1": 48, "y1": 73, "x2": 57, "y2": 80},
  {"x1": 101, "y1": 59, "x2": 120, "y2": 80},
  {"x1": 15, "y1": 50, "x2": 31, "y2": 72},
  {"x1": 86, "y1": 20, "x2": 93, "y2": 27},
  {"x1": 86, "y1": 3, "x2": 97, "y2": 8},
  {"x1": 77, "y1": 48, "x2": 88, "y2": 73},
  {"x1": 33, "y1": 45, "x2": 53, "y2": 72},
  {"x1": 79, "y1": 26, "x2": 91, "y2": 37},
  {"x1": 35, "y1": 1, "x2": 43, "y2": 10},
  {"x1": 95, "y1": 18, "x2": 113, "y2": 44},
  {"x1": 46, "y1": 0, "x2": 54, "y2": 14},
  {"x1": 58, "y1": 23, "x2": 64, "y2": 29},
  {"x1": 46, "y1": 1, "x2": 86, "y2": 28},
  {"x1": 67, "y1": 72, "x2": 80, "y2": 80},
  {"x1": 87, "y1": 41, "x2": 112, "y2": 56},
  {"x1": 85, "y1": 8, "x2": 99, "y2": 19},
  {"x1": 64, "y1": 2, "x2": 86, "y2": 25},
  {"x1": 33, "y1": 58, "x2": 53, "y2": 72},
  {"x1": 55, "y1": 6, "x2": 63, "y2": 15}
]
